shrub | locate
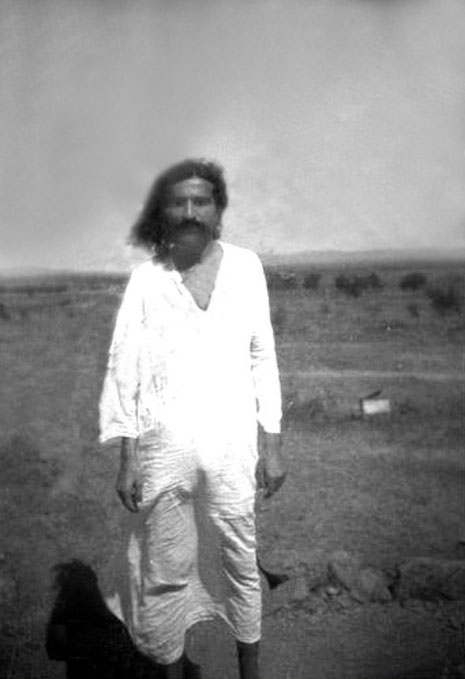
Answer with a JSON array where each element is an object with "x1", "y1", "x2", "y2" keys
[
  {"x1": 363, "y1": 272, "x2": 384, "y2": 290},
  {"x1": 335, "y1": 272, "x2": 383, "y2": 297},
  {"x1": 265, "y1": 271, "x2": 298, "y2": 290},
  {"x1": 400, "y1": 272, "x2": 427, "y2": 291},
  {"x1": 302, "y1": 272, "x2": 321, "y2": 291},
  {"x1": 426, "y1": 284, "x2": 463, "y2": 314},
  {"x1": 335, "y1": 274, "x2": 363, "y2": 297}
]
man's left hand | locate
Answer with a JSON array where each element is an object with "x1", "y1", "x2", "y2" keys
[{"x1": 256, "y1": 432, "x2": 287, "y2": 499}]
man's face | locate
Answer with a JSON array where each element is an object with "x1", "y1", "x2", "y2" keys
[{"x1": 162, "y1": 178, "x2": 221, "y2": 267}]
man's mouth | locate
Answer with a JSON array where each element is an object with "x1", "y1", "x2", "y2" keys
[
  {"x1": 176, "y1": 218, "x2": 208, "y2": 233},
  {"x1": 170, "y1": 219, "x2": 211, "y2": 245}
]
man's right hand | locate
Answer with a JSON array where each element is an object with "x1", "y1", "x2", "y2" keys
[
  {"x1": 116, "y1": 438, "x2": 142, "y2": 513},
  {"x1": 256, "y1": 432, "x2": 287, "y2": 499}
]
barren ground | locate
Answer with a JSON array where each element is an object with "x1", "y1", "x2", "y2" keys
[{"x1": 0, "y1": 260, "x2": 463, "y2": 678}]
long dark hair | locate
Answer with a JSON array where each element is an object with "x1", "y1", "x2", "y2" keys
[{"x1": 130, "y1": 158, "x2": 228, "y2": 255}]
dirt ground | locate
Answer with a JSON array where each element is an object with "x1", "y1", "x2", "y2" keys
[{"x1": 0, "y1": 261, "x2": 464, "y2": 678}]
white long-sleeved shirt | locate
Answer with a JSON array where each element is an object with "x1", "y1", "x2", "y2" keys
[{"x1": 99, "y1": 242, "x2": 281, "y2": 450}]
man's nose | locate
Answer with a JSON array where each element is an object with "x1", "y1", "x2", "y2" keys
[{"x1": 185, "y1": 200, "x2": 195, "y2": 219}]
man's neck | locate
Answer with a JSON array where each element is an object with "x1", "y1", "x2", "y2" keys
[{"x1": 177, "y1": 241, "x2": 223, "y2": 310}]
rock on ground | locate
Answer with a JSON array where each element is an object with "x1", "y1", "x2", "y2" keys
[
  {"x1": 351, "y1": 567, "x2": 392, "y2": 603},
  {"x1": 327, "y1": 549, "x2": 362, "y2": 591},
  {"x1": 260, "y1": 546, "x2": 328, "y2": 589},
  {"x1": 396, "y1": 557, "x2": 465, "y2": 602}
]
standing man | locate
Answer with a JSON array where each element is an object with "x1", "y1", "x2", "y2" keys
[{"x1": 99, "y1": 159, "x2": 286, "y2": 679}]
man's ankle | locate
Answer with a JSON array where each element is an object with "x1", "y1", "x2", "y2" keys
[
  {"x1": 236, "y1": 640, "x2": 260, "y2": 679},
  {"x1": 162, "y1": 653, "x2": 202, "y2": 679},
  {"x1": 162, "y1": 655, "x2": 184, "y2": 679}
]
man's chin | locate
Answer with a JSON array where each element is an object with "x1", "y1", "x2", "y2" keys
[{"x1": 171, "y1": 235, "x2": 212, "y2": 269}]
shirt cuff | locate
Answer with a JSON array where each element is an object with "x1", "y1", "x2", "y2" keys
[
  {"x1": 258, "y1": 417, "x2": 282, "y2": 434},
  {"x1": 99, "y1": 427, "x2": 139, "y2": 445}
]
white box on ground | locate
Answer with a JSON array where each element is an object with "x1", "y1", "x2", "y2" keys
[{"x1": 361, "y1": 399, "x2": 391, "y2": 416}]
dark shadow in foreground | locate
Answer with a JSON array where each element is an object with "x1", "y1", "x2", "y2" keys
[{"x1": 46, "y1": 559, "x2": 165, "y2": 679}]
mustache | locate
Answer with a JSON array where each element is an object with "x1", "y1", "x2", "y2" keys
[
  {"x1": 160, "y1": 218, "x2": 221, "y2": 254},
  {"x1": 162, "y1": 218, "x2": 209, "y2": 238},
  {"x1": 176, "y1": 218, "x2": 208, "y2": 231}
]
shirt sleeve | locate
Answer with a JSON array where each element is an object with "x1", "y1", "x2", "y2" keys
[
  {"x1": 249, "y1": 254, "x2": 282, "y2": 433},
  {"x1": 99, "y1": 271, "x2": 145, "y2": 443}
]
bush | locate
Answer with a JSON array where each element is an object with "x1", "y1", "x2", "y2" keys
[
  {"x1": 303, "y1": 272, "x2": 321, "y2": 290},
  {"x1": 334, "y1": 274, "x2": 365, "y2": 297},
  {"x1": 363, "y1": 272, "x2": 384, "y2": 290},
  {"x1": 266, "y1": 272, "x2": 298, "y2": 290},
  {"x1": 400, "y1": 272, "x2": 427, "y2": 291},
  {"x1": 426, "y1": 284, "x2": 463, "y2": 314},
  {"x1": 335, "y1": 275, "x2": 359, "y2": 297},
  {"x1": 335, "y1": 272, "x2": 383, "y2": 297}
]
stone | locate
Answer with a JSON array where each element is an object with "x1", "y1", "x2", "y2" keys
[
  {"x1": 269, "y1": 578, "x2": 294, "y2": 611},
  {"x1": 325, "y1": 585, "x2": 341, "y2": 597},
  {"x1": 259, "y1": 546, "x2": 328, "y2": 589},
  {"x1": 303, "y1": 591, "x2": 329, "y2": 615},
  {"x1": 269, "y1": 574, "x2": 310, "y2": 609},
  {"x1": 351, "y1": 567, "x2": 392, "y2": 603},
  {"x1": 298, "y1": 548, "x2": 329, "y2": 590},
  {"x1": 327, "y1": 550, "x2": 362, "y2": 591},
  {"x1": 259, "y1": 547, "x2": 301, "y2": 578},
  {"x1": 333, "y1": 591, "x2": 354, "y2": 610},
  {"x1": 395, "y1": 557, "x2": 465, "y2": 602},
  {"x1": 290, "y1": 576, "x2": 310, "y2": 602}
]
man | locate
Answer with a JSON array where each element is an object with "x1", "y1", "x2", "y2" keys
[{"x1": 99, "y1": 158, "x2": 285, "y2": 679}]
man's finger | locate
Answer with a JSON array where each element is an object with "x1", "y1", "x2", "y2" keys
[
  {"x1": 117, "y1": 487, "x2": 139, "y2": 513},
  {"x1": 134, "y1": 481, "x2": 143, "y2": 504},
  {"x1": 117, "y1": 489, "x2": 132, "y2": 511},
  {"x1": 255, "y1": 459, "x2": 266, "y2": 489},
  {"x1": 264, "y1": 473, "x2": 286, "y2": 499},
  {"x1": 127, "y1": 495, "x2": 139, "y2": 512},
  {"x1": 131, "y1": 487, "x2": 141, "y2": 511}
]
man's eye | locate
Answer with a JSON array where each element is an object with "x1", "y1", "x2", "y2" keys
[{"x1": 168, "y1": 199, "x2": 184, "y2": 209}]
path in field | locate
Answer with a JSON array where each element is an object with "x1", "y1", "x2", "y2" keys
[
  {"x1": 50, "y1": 322, "x2": 100, "y2": 496},
  {"x1": 282, "y1": 368, "x2": 464, "y2": 382}
]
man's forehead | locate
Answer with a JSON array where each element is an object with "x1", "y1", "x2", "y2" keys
[{"x1": 168, "y1": 177, "x2": 214, "y2": 196}]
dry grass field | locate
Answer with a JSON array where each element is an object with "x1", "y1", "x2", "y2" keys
[{"x1": 0, "y1": 259, "x2": 463, "y2": 678}]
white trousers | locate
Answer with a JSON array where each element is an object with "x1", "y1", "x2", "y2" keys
[{"x1": 122, "y1": 431, "x2": 262, "y2": 665}]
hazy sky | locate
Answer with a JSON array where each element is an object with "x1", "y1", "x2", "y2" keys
[{"x1": 1, "y1": 0, "x2": 465, "y2": 270}]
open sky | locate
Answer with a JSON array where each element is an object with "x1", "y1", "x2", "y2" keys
[{"x1": 1, "y1": 0, "x2": 464, "y2": 271}]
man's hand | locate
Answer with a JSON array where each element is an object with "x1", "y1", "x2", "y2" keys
[
  {"x1": 256, "y1": 432, "x2": 287, "y2": 499},
  {"x1": 116, "y1": 437, "x2": 142, "y2": 513}
]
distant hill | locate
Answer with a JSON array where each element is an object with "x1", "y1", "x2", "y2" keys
[
  {"x1": 260, "y1": 248, "x2": 465, "y2": 268},
  {"x1": 0, "y1": 266, "x2": 57, "y2": 278},
  {"x1": 0, "y1": 267, "x2": 126, "y2": 280},
  {"x1": 1, "y1": 248, "x2": 464, "y2": 278}
]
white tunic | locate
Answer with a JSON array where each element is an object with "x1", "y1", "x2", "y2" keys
[
  {"x1": 100, "y1": 242, "x2": 281, "y2": 478},
  {"x1": 99, "y1": 242, "x2": 282, "y2": 662}
]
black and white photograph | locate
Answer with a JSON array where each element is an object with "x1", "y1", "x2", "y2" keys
[{"x1": 1, "y1": 1, "x2": 464, "y2": 677}]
